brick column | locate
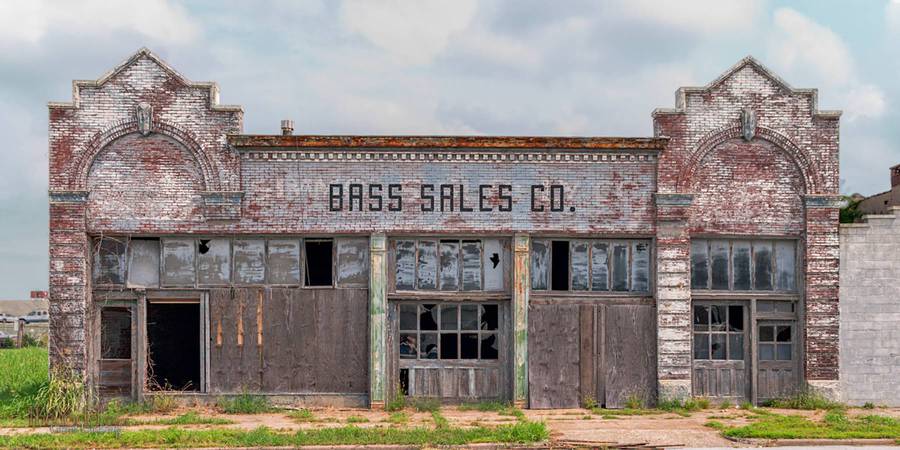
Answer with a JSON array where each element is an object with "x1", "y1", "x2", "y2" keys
[
  {"x1": 368, "y1": 234, "x2": 388, "y2": 408},
  {"x1": 48, "y1": 191, "x2": 91, "y2": 378},
  {"x1": 803, "y1": 195, "x2": 842, "y2": 399},
  {"x1": 512, "y1": 234, "x2": 530, "y2": 407},
  {"x1": 654, "y1": 193, "x2": 694, "y2": 402}
]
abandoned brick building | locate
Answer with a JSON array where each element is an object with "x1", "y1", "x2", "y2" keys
[{"x1": 47, "y1": 49, "x2": 842, "y2": 408}]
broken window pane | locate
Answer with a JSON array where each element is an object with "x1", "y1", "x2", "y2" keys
[
  {"x1": 420, "y1": 304, "x2": 438, "y2": 330},
  {"x1": 399, "y1": 304, "x2": 417, "y2": 330},
  {"x1": 775, "y1": 241, "x2": 796, "y2": 291},
  {"x1": 481, "y1": 304, "x2": 498, "y2": 331},
  {"x1": 460, "y1": 304, "x2": 478, "y2": 330},
  {"x1": 530, "y1": 240, "x2": 549, "y2": 290},
  {"x1": 710, "y1": 241, "x2": 729, "y2": 290},
  {"x1": 440, "y1": 333, "x2": 458, "y2": 359},
  {"x1": 439, "y1": 241, "x2": 460, "y2": 291},
  {"x1": 590, "y1": 242, "x2": 609, "y2": 291},
  {"x1": 551, "y1": 240, "x2": 570, "y2": 290},
  {"x1": 400, "y1": 334, "x2": 417, "y2": 359},
  {"x1": 440, "y1": 305, "x2": 458, "y2": 330},
  {"x1": 691, "y1": 240, "x2": 709, "y2": 289},
  {"x1": 161, "y1": 238, "x2": 195, "y2": 286},
  {"x1": 416, "y1": 240, "x2": 438, "y2": 290},
  {"x1": 460, "y1": 333, "x2": 478, "y2": 359},
  {"x1": 395, "y1": 240, "x2": 416, "y2": 290},
  {"x1": 420, "y1": 333, "x2": 438, "y2": 359},
  {"x1": 711, "y1": 334, "x2": 727, "y2": 360},
  {"x1": 732, "y1": 241, "x2": 751, "y2": 290},
  {"x1": 611, "y1": 243, "x2": 629, "y2": 291},
  {"x1": 631, "y1": 241, "x2": 650, "y2": 292},
  {"x1": 727, "y1": 305, "x2": 743, "y2": 331},
  {"x1": 233, "y1": 239, "x2": 266, "y2": 285},
  {"x1": 101, "y1": 307, "x2": 131, "y2": 359},
  {"x1": 94, "y1": 237, "x2": 127, "y2": 285},
  {"x1": 710, "y1": 305, "x2": 726, "y2": 331},
  {"x1": 461, "y1": 240, "x2": 482, "y2": 291},
  {"x1": 305, "y1": 240, "x2": 333, "y2": 286},
  {"x1": 693, "y1": 334, "x2": 710, "y2": 359},
  {"x1": 693, "y1": 305, "x2": 709, "y2": 331},
  {"x1": 729, "y1": 334, "x2": 744, "y2": 360},
  {"x1": 753, "y1": 241, "x2": 773, "y2": 290},
  {"x1": 480, "y1": 334, "x2": 498, "y2": 359},
  {"x1": 197, "y1": 239, "x2": 230, "y2": 285},
  {"x1": 776, "y1": 326, "x2": 792, "y2": 342},
  {"x1": 483, "y1": 239, "x2": 505, "y2": 291},
  {"x1": 336, "y1": 238, "x2": 368, "y2": 287},
  {"x1": 570, "y1": 241, "x2": 590, "y2": 290},
  {"x1": 267, "y1": 239, "x2": 301, "y2": 285},
  {"x1": 127, "y1": 238, "x2": 159, "y2": 288}
]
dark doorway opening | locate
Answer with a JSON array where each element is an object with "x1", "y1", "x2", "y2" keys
[
  {"x1": 305, "y1": 239, "x2": 334, "y2": 286},
  {"x1": 147, "y1": 302, "x2": 200, "y2": 391},
  {"x1": 551, "y1": 240, "x2": 570, "y2": 290}
]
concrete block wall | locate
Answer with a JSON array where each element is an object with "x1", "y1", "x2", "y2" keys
[{"x1": 840, "y1": 210, "x2": 900, "y2": 406}]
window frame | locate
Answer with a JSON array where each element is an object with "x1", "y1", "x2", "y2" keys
[
  {"x1": 691, "y1": 302, "x2": 747, "y2": 361},
  {"x1": 690, "y1": 238, "x2": 800, "y2": 293},
  {"x1": 530, "y1": 238, "x2": 653, "y2": 295},
  {"x1": 388, "y1": 237, "x2": 510, "y2": 295},
  {"x1": 397, "y1": 301, "x2": 501, "y2": 362}
]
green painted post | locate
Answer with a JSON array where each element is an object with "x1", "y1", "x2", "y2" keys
[
  {"x1": 369, "y1": 234, "x2": 388, "y2": 408},
  {"x1": 513, "y1": 233, "x2": 530, "y2": 407}
]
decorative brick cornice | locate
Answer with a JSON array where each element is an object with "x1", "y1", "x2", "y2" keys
[
  {"x1": 241, "y1": 150, "x2": 658, "y2": 163},
  {"x1": 49, "y1": 190, "x2": 89, "y2": 203},
  {"x1": 804, "y1": 194, "x2": 843, "y2": 209},
  {"x1": 654, "y1": 193, "x2": 694, "y2": 207}
]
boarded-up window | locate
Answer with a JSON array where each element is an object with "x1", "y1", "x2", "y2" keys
[
  {"x1": 461, "y1": 240, "x2": 483, "y2": 291},
  {"x1": 395, "y1": 240, "x2": 416, "y2": 290},
  {"x1": 416, "y1": 240, "x2": 437, "y2": 290},
  {"x1": 570, "y1": 241, "x2": 589, "y2": 291},
  {"x1": 267, "y1": 239, "x2": 301, "y2": 285},
  {"x1": 732, "y1": 241, "x2": 751, "y2": 290},
  {"x1": 439, "y1": 241, "x2": 460, "y2": 291},
  {"x1": 233, "y1": 239, "x2": 266, "y2": 285},
  {"x1": 101, "y1": 307, "x2": 131, "y2": 359},
  {"x1": 631, "y1": 241, "x2": 650, "y2": 292},
  {"x1": 691, "y1": 239, "x2": 797, "y2": 292},
  {"x1": 127, "y1": 239, "x2": 159, "y2": 288},
  {"x1": 611, "y1": 243, "x2": 629, "y2": 291},
  {"x1": 774, "y1": 241, "x2": 796, "y2": 291},
  {"x1": 94, "y1": 238, "x2": 127, "y2": 285},
  {"x1": 530, "y1": 240, "x2": 549, "y2": 290},
  {"x1": 690, "y1": 240, "x2": 709, "y2": 289},
  {"x1": 161, "y1": 238, "x2": 195, "y2": 286},
  {"x1": 591, "y1": 242, "x2": 609, "y2": 291},
  {"x1": 197, "y1": 239, "x2": 231, "y2": 285},
  {"x1": 483, "y1": 239, "x2": 505, "y2": 291},
  {"x1": 710, "y1": 241, "x2": 730, "y2": 290},
  {"x1": 752, "y1": 241, "x2": 773, "y2": 291},
  {"x1": 336, "y1": 238, "x2": 369, "y2": 287}
]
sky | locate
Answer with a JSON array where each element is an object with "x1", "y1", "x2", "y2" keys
[{"x1": 0, "y1": 0, "x2": 898, "y2": 298}]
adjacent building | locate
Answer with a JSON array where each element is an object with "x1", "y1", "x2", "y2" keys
[{"x1": 47, "y1": 49, "x2": 842, "y2": 407}]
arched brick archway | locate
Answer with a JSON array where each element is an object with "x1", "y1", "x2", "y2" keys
[{"x1": 72, "y1": 119, "x2": 221, "y2": 191}]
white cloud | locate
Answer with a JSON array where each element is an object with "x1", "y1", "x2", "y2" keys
[
  {"x1": 0, "y1": 0, "x2": 199, "y2": 46},
  {"x1": 339, "y1": 0, "x2": 477, "y2": 65},
  {"x1": 767, "y1": 7, "x2": 887, "y2": 121},
  {"x1": 612, "y1": 0, "x2": 764, "y2": 34},
  {"x1": 888, "y1": 0, "x2": 900, "y2": 33}
]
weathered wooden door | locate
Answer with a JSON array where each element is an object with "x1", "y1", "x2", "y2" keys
[
  {"x1": 756, "y1": 321, "x2": 799, "y2": 402},
  {"x1": 691, "y1": 303, "x2": 750, "y2": 401},
  {"x1": 97, "y1": 305, "x2": 135, "y2": 399}
]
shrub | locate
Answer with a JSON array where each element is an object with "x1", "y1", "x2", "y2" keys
[
  {"x1": 624, "y1": 393, "x2": 645, "y2": 410},
  {"x1": 27, "y1": 369, "x2": 87, "y2": 423},
  {"x1": 863, "y1": 402, "x2": 876, "y2": 410},
  {"x1": 582, "y1": 395, "x2": 599, "y2": 410},
  {"x1": 719, "y1": 400, "x2": 733, "y2": 409}
]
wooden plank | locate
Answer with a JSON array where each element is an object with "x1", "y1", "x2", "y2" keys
[
  {"x1": 605, "y1": 304, "x2": 656, "y2": 408},
  {"x1": 528, "y1": 303, "x2": 580, "y2": 408},
  {"x1": 579, "y1": 304, "x2": 595, "y2": 406},
  {"x1": 262, "y1": 288, "x2": 291, "y2": 392},
  {"x1": 291, "y1": 288, "x2": 318, "y2": 391}
]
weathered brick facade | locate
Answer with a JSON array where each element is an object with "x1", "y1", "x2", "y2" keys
[{"x1": 48, "y1": 50, "x2": 841, "y2": 404}]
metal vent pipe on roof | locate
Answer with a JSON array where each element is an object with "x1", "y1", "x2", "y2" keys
[{"x1": 280, "y1": 119, "x2": 294, "y2": 136}]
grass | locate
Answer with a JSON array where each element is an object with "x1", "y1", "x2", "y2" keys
[
  {"x1": 0, "y1": 348, "x2": 50, "y2": 423},
  {"x1": 458, "y1": 401, "x2": 511, "y2": 412},
  {"x1": 0, "y1": 422, "x2": 550, "y2": 449},
  {"x1": 763, "y1": 392, "x2": 845, "y2": 410},
  {"x1": 126, "y1": 412, "x2": 233, "y2": 426},
  {"x1": 431, "y1": 410, "x2": 449, "y2": 429},
  {"x1": 346, "y1": 416, "x2": 369, "y2": 424},
  {"x1": 408, "y1": 397, "x2": 441, "y2": 413},
  {"x1": 386, "y1": 411, "x2": 409, "y2": 424},
  {"x1": 216, "y1": 394, "x2": 274, "y2": 414},
  {"x1": 714, "y1": 409, "x2": 900, "y2": 440},
  {"x1": 288, "y1": 409, "x2": 315, "y2": 422}
]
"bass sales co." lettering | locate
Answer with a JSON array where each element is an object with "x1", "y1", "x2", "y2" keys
[{"x1": 328, "y1": 183, "x2": 574, "y2": 213}]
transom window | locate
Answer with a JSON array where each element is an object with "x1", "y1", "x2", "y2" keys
[
  {"x1": 393, "y1": 239, "x2": 507, "y2": 292},
  {"x1": 691, "y1": 239, "x2": 797, "y2": 292},
  {"x1": 759, "y1": 325, "x2": 793, "y2": 361},
  {"x1": 692, "y1": 304, "x2": 744, "y2": 360},
  {"x1": 531, "y1": 239, "x2": 651, "y2": 292},
  {"x1": 399, "y1": 303, "x2": 499, "y2": 360}
]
